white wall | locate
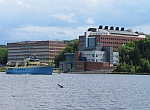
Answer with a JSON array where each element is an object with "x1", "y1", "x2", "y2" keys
[
  {"x1": 113, "y1": 52, "x2": 119, "y2": 65},
  {"x1": 82, "y1": 51, "x2": 106, "y2": 62}
]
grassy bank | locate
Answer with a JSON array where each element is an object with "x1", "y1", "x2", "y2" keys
[{"x1": 0, "y1": 67, "x2": 6, "y2": 72}]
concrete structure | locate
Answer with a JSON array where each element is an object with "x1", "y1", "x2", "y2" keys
[
  {"x1": 59, "y1": 47, "x2": 119, "y2": 72},
  {"x1": 7, "y1": 40, "x2": 67, "y2": 63},
  {"x1": 79, "y1": 25, "x2": 146, "y2": 51},
  {"x1": 76, "y1": 46, "x2": 118, "y2": 71}
]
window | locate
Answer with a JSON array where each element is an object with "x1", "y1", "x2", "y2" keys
[
  {"x1": 91, "y1": 54, "x2": 94, "y2": 57},
  {"x1": 88, "y1": 38, "x2": 95, "y2": 47}
]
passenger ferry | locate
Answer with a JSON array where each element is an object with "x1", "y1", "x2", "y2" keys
[{"x1": 6, "y1": 56, "x2": 54, "y2": 75}]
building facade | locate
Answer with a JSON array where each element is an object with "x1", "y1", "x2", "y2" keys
[
  {"x1": 7, "y1": 40, "x2": 67, "y2": 63},
  {"x1": 59, "y1": 25, "x2": 146, "y2": 72},
  {"x1": 59, "y1": 46, "x2": 119, "y2": 72},
  {"x1": 79, "y1": 25, "x2": 146, "y2": 51}
]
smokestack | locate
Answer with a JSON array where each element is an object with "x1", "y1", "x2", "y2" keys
[
  {"x1": 104, "y1": 26, "x2": 108, "y2": 30},
  {"x1": 110, "y1": 26, "x2": 114, "y2": 30},
  {"x1": 121, "y1": 27, "x2": 124, "y2": 31},
  {"x1": 99, "y1": 25, "x2": 103, "y2": 29},
  {"x1": 115, "y1": 27, "x2": 119, "y2": 30}
]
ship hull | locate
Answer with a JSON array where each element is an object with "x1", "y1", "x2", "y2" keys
[{"x1": 6, "y1": 66, "x2": 54, "y2": 75}]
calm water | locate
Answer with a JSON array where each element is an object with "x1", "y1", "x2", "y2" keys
[{"x1": 0, "y1": 72, "x2": 150, "y2": 110}]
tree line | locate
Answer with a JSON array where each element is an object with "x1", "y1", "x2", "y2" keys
[
  {"x1": 114, "y1": 37, "x2": 150, "y2": 73},
  {"x1": 0, "y1": 45, "x2": 7, "y2": 64}
]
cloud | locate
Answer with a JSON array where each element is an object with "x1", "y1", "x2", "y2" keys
[
  {"x1": 1, "y1": 23, "x2": 150, "y2": 45},
  {"x1": 52, "y1": 13, "x2": 76, "y2": 22},
  {"x1": 131, "y1": 24, "x2": 150, "y2": 34},
  {"x1": 0, "y1": 0, "x2": 150, "y2": 44},
  {"x1": 4, "y1": 25, "x2": 88, "y2": 43},
  {"x1": 0, "y1": 0, "x2": 4, "y2": 3},
  {"x1": 86, "y1": 18, "x2": 94, "y2": 24},
  {"x1": 16, "y1": 1, "x2": 32, "y2": 8},
  {"x1": 57, "y1": 32, "x2": 66, "y2": 35}
]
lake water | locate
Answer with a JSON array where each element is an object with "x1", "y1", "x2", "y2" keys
[{"x1": 0, "y1": 72, "x2": 150, "y2": 110}]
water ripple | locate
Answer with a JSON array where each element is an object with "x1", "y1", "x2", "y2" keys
[{"x1": 0, "y1": 72, "x2": 150, "y2": 110}]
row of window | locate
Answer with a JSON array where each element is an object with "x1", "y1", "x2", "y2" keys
[
  {"x1": 103, "y1": 46, "x2": 119, "y2": 48},
  {"x1": 90, "y1": 32, "x2": 108, "y2": 35},
  {"x1": 100, "y1": 37, "x2": 132, "y2": 41},
  {"x1": 113, "y1": 55, "x2": 119, "y2": 58},
  {"x1": 96, "y1": 59, "x2": 105, "y2": 62},
  {"x1": 8, "y1": 52, "x2": 50, "y2": 55},
  {"x1": 8, "y1": 56, "x2": 50, "y2": 59},
  {"x1": 100, "y1": 42, "x2": 126, "y2": 44},
  {"x1": 86, "y1": 59, "x2": 119, "y2": 62},
  {"x1": 86, "y1": 59, "x2": 106, "y2": 62},
  {"x1": 79, "y1": 38, "x2": 84, "y2": 41},
  {"x1": 79, "y1": 41, "x2": 128, "y2": 45},
  {"x1": 8, "y1": 49, "x2": 50, "y2": 52},
  {"x1": 113, "y1": 60, "x2": 119, "y2": 63},
  {"x1": 76, "y1": 64, "x2": 84, "y2": 67},
  {"x1": 8, "y1": 46, "x2": 49, "y2": 49},
  {"x1": 83, "y1": 54, "x2": 105, "y2": 57}
]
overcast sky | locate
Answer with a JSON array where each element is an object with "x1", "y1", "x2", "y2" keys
[{"x1": 0, "y1": 0, "x2": 150, "y2": 44}]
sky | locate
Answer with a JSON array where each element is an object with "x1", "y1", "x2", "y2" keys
[{"x1": 0, "y1": 0, "x2": 150, "y2": 44}]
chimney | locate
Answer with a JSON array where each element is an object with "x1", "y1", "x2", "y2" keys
[
  {"x1": 99, "y1": 25, "x2": 103, "y2": 29},
  {"x1": 110, "y1": 26, "x2": 114, "y2": 30},
  {"x1": 121, "y1": 27, "x2": 124, "y2": 31},
  {"x1": 104, "y1": 26, "x2": 108, "y2": 30},
  {"x1": 115, "y1": 27, "x2": 119, "y2": 30}
]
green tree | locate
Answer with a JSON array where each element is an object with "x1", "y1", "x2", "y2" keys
[
  {"x1": 0, "y1": 47, "x2": 7, "y2": 64},
  {"x1": 145, "y1": 34, "x2": 150, "y2": 39},
  {"x1": 54, "y1": 39, "x2": 79, "y2": 67},
  {"x1": 114, "y1": 38, "x2": 150, "y2": 73},
  {"x1": 138, "y1": 59, "x2": 150, "y2": 73},
  {"x1": 132, "y1": 45, "x2": 141, "y2": 65}
]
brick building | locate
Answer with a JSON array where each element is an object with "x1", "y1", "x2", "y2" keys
[
  {"x1": 59, "y1": 26, "x2": 146, "y2": 72},
  {"x1": 7, "y1": 40, "x2": 67, "y2": 64},
  {"x1": 79, "y1": 25, "x2": 145, "y2": 51}
]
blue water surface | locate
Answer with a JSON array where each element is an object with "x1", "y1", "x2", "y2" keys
[{"x1": 0, "y1": 72, "x2": 150, "y2": 110}]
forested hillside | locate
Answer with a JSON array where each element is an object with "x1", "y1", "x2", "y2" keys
[{"x1": 114, "y1": 38, "x2": 150, "y2": 73}]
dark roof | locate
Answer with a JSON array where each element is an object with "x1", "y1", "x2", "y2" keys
[{"x1": 135, "y1": 31, "x2": 145, "y2": 35}]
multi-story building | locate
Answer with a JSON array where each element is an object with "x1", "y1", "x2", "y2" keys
[
  {"x1": 79, "y1": 25, "x2": 146, "y2": 51},
  {"x1": 7, "y1": 40, "x2": 67, "y2": 63},
  {"x1": 59, "y1": 25, "x2": 146, "y2": 72},
  {"x1": 60, "y1": 46, "x2": 119, "y2": 72}
]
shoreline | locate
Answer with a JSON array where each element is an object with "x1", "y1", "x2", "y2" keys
[
  {"x1": 1, "y1": 70, "x2": 150, "y2": 75},
  {"x1": 54, "y1": 70, "x2": 150, "y2": 75}
]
